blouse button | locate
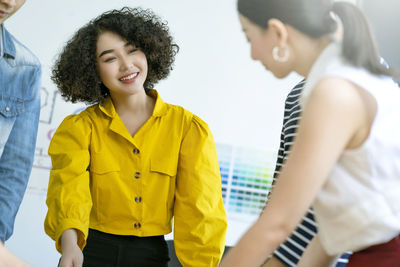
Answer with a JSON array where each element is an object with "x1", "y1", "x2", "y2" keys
[
  {"x1": 134, "y1": 222, "x2": 141, "y2": 229},
  {"x1": 5, "y1": 106, "x2": 10, "y2": 112},
  {"x1": 134, "y1": 172, "x2": 141, "y2": 179},
  {"x1": 133, "y1": 148, "x2": 140, "y2": 154},
  {"x1": 135, "y1": 196, "x2": 142, "y2": 203}
]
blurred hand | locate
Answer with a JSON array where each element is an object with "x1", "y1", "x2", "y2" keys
[
  {"x1": 59, "y1": 229, "x2": 84, "y2": 267},
  {"x1": 58, "y1": 244, "x2": 83, "y2": 267},
  {"x1": 0, "y1": 242, "x2": 32, "y2": 267}
]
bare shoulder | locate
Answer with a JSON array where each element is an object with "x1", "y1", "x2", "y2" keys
[
  {"x1": 303, "y1": 77, "x2": 367, "y2": 146},
  {"x1": 310, "y1": 77, "x2": 363, "y2": 108}
]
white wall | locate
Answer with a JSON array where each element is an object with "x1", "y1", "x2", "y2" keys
[
  {"x1": 5, "y1": 0, "x2": 301, "y2": 266},
  {"x1": 361, "y1": 0, "x2": 400, "y2": 69}
]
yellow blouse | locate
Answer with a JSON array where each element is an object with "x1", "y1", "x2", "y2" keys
[{"x1": 44, "y1": 90, "x2": 227, "y2": 266}]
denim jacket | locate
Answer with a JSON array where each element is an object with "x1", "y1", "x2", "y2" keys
[{"x1": 0, "y1": 25, "x2": 41, "y2": 242}]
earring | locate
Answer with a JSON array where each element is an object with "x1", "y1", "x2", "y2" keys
[{"x1": 272, "y1": 46, "x2": 289, "y2": 63}]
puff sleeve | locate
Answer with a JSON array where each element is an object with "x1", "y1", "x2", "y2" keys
[
  {"x1": 173, "y1": 115, "x2": 227, "y2": 266},
  {"x1": 44, "y1": 114, "x2": 92, "y2": 253}
]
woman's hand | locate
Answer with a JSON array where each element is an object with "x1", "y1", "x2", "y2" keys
[
  {"x1": 58, "y1": 229, "x2": 83, "y2": 267},
  {"x1": 58, "y1": 245, "x2": 83, "y2": 267}
]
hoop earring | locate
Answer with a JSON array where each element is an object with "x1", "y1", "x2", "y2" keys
[{"x1": 272, "y1": 46, "x2": 289, "y2": 63}]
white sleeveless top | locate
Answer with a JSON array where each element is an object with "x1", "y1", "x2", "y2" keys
[{"x1": 301, "y1": 42, "x2": 400, "y2": 255}]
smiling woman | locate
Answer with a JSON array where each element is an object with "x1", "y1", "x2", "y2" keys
[
  {"x1": 51, "y1": 7, "x2": 178, "y2": 105},
  {"x1": 96, "y1": 31, "x2": 148, "y2": 98},
  {"x1": 44, "y1": 7, "x2": 227, "y2": 267}
]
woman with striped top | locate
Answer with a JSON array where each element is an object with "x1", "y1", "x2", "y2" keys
[{"x1": 221, "y1": 0, "x2": 400, "y2": 266}]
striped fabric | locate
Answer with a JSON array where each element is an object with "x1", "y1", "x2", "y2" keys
[{"x1": 271, "y1": 80, "x2": 349, "y2": 266}]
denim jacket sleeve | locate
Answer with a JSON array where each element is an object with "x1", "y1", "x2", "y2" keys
[{"x1": 0, "y1": 28, "x2": 41, "y2": 242}]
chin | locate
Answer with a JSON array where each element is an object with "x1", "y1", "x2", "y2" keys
[{"x1": 271, "y1": 72, "x2": 287, "y2": 79}]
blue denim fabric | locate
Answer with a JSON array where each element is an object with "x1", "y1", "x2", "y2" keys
[{"x1": 0, "y1": 25, "x2": 41, "y2": 242}]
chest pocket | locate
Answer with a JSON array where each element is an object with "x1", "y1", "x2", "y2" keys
[
  {"x1": 90, "y1": 152, "x2": 121, "y2": 174},
  {"x1": 150, "y1": 157, "x2": 178, "y2": 177},
  {"x1": 0, "y1": 97, "x2": 24, "y2": 118},
  {"x1": 89, "y1": 152, "x2": 121, "y2": 223},
  {"x1": 150, "y1": 155, "x2": 178, "y2": 219}
]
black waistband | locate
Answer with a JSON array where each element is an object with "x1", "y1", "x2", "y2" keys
[{"x1": 88, "y1": 228, "x2": 165, "y2": 243}]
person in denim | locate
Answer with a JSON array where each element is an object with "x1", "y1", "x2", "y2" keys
[{"x1": 0, "y1": 0, "x2": 41, "y2": 265}]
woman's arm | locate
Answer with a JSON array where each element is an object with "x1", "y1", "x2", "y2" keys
[
  {"x1": 220, "y1": 78, "x2": 367, "y2": 267},
  {"x1": 297, "y1": 234, "x2": 335, "y2": 267},
  {"x1": 262, "y1": 256, "x2": 286, "y2": 267},
  {"x1": 44, "y1": 115, "x2": 93, "y2": 253},
  {"x1": 173, "y1": 114, "x2": 227, "y2": 267}
]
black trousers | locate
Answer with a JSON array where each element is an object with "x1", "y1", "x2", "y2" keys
[{"x1": 81, "y1": 229, "x2": 170, "y2": 267}]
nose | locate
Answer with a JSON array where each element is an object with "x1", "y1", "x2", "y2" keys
[
  {"x1": 1, "y1": 0, "x2": 16, "y2": 8},
  {"x1": 119, "y1": 55, "x2": 133, "y2": 71}
]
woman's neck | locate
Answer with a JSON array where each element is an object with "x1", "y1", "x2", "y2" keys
[
  {"x1": 111, "y1": 90, "x2": 155, "y2": 117},
  {"x1": 293, "y1": 36, "x2": 332, "y2": 78}
]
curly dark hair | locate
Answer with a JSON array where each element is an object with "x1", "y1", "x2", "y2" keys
[{"x1": 52, "y1": 7, "x2": 179, "y2": 104}]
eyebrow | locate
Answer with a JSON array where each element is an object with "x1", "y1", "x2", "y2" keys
[
  {"x1": 98, "y1": 49, "x2": 113, "y2": 58},
  {"x1": 98, "y1": 42, "x2": 132, "y2": 58}
]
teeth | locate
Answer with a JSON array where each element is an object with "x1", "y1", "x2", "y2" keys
[{"x1": 120, "y1": 73, "x2": 138, "y2": 81}]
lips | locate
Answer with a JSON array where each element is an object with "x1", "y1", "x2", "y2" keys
[
  {"x1": 119, "y1": 72, "x2": 139, "y2": 83},
  {"x1": 0, "y1": 10, "x2": 10, "y2": 18}
]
